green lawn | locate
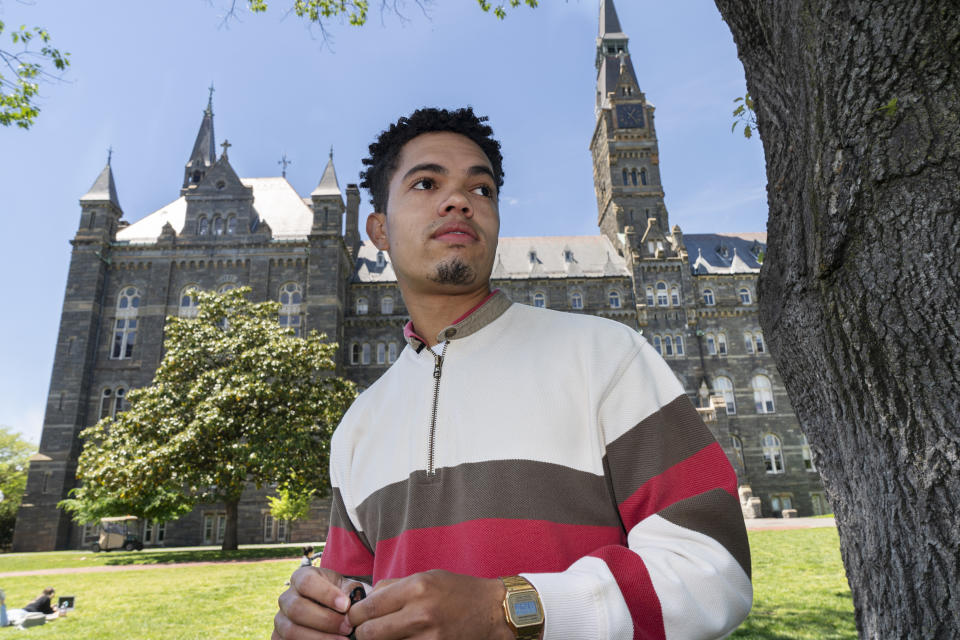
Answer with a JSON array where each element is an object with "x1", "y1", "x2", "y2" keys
[{"x1": 0, "y1": 529, "x2": 854, "y2": 639}]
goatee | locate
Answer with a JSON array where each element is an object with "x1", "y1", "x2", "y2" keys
[{"x1": 430, "y1": 258, "x2": 475, "y2": 286}]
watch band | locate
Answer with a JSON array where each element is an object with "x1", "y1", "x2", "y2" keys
[{"x1": 500, "y1": 576, "x2": 544, "y2": 640}]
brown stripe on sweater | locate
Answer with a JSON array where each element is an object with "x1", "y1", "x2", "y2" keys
[
  {"x1": 604, "y1": 395, "x2": 718, "y2": 504},
  {"x1": 355, "y1": 459, "x2": 622, "y2": 549},
  {"x1": 330, "y1": 487, "x2": 375, "y2": 555},
  {"x1": 658, "y1": 488, "x2": 752, "y2": 578}
]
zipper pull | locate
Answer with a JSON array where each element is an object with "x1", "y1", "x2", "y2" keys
[{"x1": 433, "y1": 353, "x2": 444, "y2": 378}]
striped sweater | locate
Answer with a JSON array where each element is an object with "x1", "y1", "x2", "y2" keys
[{"x1": 321, "y1": 291, "x2": 752, "y2": 639}]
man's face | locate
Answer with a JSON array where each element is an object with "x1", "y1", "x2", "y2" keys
[{"x1": 366, "y1": 131, "x2": 500, "y2": 296}]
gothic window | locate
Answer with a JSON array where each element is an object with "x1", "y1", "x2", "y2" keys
[
  {"x1": 739, "y1": 287, "x2": 752, "y2": 304},
  {"x1": 731, "y1": 435, "x2": 745, "y2": 471},
  {"x1": 703, "y1": 289, "x2": 716, "y2": 306},
  {"x1": 99, "y1": 388, "x2": 113, "y2": 421},
  {"x1": 744, "y1": 332, "x2": 755, "y2": 354},
  {"x1": 213, "y1": 216, "x2": 224, "y2": 235},
  {"x1": 663, "y1": 336, "x2": 674, "y2": 356},
  {"x1": 356, "y1": 298, "x2": 368, "y2": 315},
  {"x1": 381, "y1": 296, "x2": 394, "y2": 315},
  {"x1": 533, "y1": 292, "x2": 546, "y2": 308},
  {"x1": 753, "y1": 375, "x2": 775, "y2": 413},
  {"x1": 179, "y1": 286, "x2": 200, "y2": 318},
  {"x1": 717, "y1": 332, "x2": 728, "y2": 356},
  {"x1": 111, "y1": 286, "x2": 140, "y2": 359},
  {"x1": 656, "y1": 282, "x2": 668, "y2": 306},
  {"x1": 351, "y1": 343, "x2": 361, "y2": 365},
  {"x1": 762, "y1": 433, "x2": 785, "y2": 473},
  {"x1": 376, "y1": 342, "x2": 386, "y2": 365},
  {"x1": 714, "y1": 376, "x2": 736, "y2": 414},
  {"x1": 114, "y1": 387, "x2": 126, "y2": 416},
  {"x1": 622, "y1": 168, "x2": 629, "y2": 186},
  {"x1": 640, "y1": 169, "x2": 647, "y2": 185},
  {"x1": 754, "y1": 331, "x2": 766, "y2": 353},
  {"x1": 279, "y1": 283, "x2": 303, "y2": 337},
  {"x1": 609, "y1": 290, "x2": 621, "y2": 308},
  {"x1": 226, "y1": 215, "x2": 237, "y2": 235},
  {"x1": 706, "y1": 333, "x2": 717, "y2": 355},
  {"x1": 801, "y1": 434, "x2": 817, "y2": 471},
  {"x1": 652, "y1": 335, "x2": 662, "y2": 355},
  {"x1": 630, "y1": 169, "x2": 638, "y2": 186},
  {"x1": 645, "y1": 286, "x2": 654, "y2": 306},
  {"x1": 571, "y1": 292, "x2": 583, "y2": 309},
  {"x1": 388, "y1": 342, "x2": 399, "y2": 363},
  {"x1": 361, "y1": 343, "x2": 371, "y2": 365},
  {"x1": 670, "y1": 285, "x2": 680, "y2": 306},
  {"x1": 218, "y1": 283, "x2": 236, "y2": 293},
  {"x1": 198, "y1": 216, "x2": 209, "y2": 235},
  {"x1": 674, "y1": 335, "x2": 684, "y2": 356}
]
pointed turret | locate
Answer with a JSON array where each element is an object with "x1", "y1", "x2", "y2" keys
[
  {"x1": 77, "y1": 153, "x2": 123, "y2": 241},
  {"x1": 80, "y1": 161, "x2": 122, "y2": 210},
  {"x1": 311, "y1": 149, "x2": 342, "y2": 198},
  {"x1": 599, "y1": 0, "x2": 624, "y2": 39},
  {"x1": 596, "y1": 0, "x2": 640, "y2": 112},
  {"x1": 182, "y1": 91, "x2": 217, "y2": 190},
  {"x1": 311, "y1": 149, "x2": 346, "y2": 235}
]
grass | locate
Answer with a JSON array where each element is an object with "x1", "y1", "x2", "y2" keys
[{"x1": 0, "y1": 529, "x2": 855, "y2": 639}]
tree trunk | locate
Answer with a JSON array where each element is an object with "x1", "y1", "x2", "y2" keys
[
  {"x1": 222, "y1": 497, "x2": 240, "y2": 552},
  {"x1": 714, "y1": 1, "x2": 960, "y2": 637}
]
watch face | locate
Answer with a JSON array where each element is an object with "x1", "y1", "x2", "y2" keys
[
  {"x1": 507, "y1": 592, "x2": 543, "y2": 626},
  {"x1": 616, "y1": 103, "x2": 645, "y2": 128}
]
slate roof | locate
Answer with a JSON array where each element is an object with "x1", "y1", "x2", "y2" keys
[
  {"x1": 311, "y1": 155, "x2": 341, "y2": 197},
  {"x1": 684, "y1": 232, "x2": 766, "y2": 275},
  {"x1": 80, "y1": 163, "x2": 121, "y2": 209},
  {"x1": 115, "y1": 177, "x2": 312, "y2": 244},
  {"x1": 352, "y1": 235, "x2": 630, "y2": 283}
]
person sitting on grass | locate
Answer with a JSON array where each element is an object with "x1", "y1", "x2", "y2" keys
[
  {"x1": 299, "y1": 546, "x2": 318, "y2": 568},
  {"x1": 23, "y1": 587, "x2": 57, "y2": 615}
]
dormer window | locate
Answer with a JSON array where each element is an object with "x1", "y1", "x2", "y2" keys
[
  {"x1": 717, "y1": 243, "x2": 730, "y2": 259},
  {"x1": 528, "y1": 250, "x2": 537, "y2": 264},
  {"x1": 191, "y1": 170, "x2": 202, "y2": 184},
  {"x1": 564, "y1": 249, "x2": 574, "y2": 262},
  {"x1": 376, "y1": 251, "x2": 386, "y2": 268}
]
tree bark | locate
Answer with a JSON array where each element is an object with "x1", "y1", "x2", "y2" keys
[
  {"x1": 222, "y1": 497, "x2": 239, "y2": 551},
  {"x1": 714, "y1": 1, "x2": 960, "y2": 637}
]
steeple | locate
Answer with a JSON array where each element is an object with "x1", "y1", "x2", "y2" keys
[
  {"x1": 80, "y1": 156, "x2": 121, "y2": 210},
  {"x1": 599, "y1": 0, "x2": 624, "y2": 39},
  {"x1": 183, "y1": 88, "x2": 217, "y2": 190},
  {"x1": 595, "y1": 0, "x2": 638, "y2": 113},
  {"x1": 310, "y1": 148, "x2": 345, "y2": 236},
  {"x1": 77, "y1": 151, "x2": 123, "y2": 241},
  {"x1": 311, "y1": 148, "x2": 342, "y2": 198}
]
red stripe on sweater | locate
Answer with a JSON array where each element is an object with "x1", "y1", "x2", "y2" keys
[
  {"x1": 372, "y1": 519, "x2": 624, "y2": 582},
  {"x1": 589, "y1": 545, "x2": 665, "y2": 640},
  {"x1": 320, "y1": 525, "x2": 374, "y2": 576},
  {"x1": 619, "y1": 441, "x2": 738, "y2": 530}
]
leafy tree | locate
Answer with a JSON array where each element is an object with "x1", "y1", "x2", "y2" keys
[
  {"x1": 715, "y1": 0, "x2": 960, "y2": 636},
  {"x1": 0, "y1": 426, "x2": 36, "y2": 548},
  {"x1": 61, "y1": 288, "x2": 355, "y2": 550},
  {"x1": 0, "y1": 18, "x2": 69, "y2": 129}
]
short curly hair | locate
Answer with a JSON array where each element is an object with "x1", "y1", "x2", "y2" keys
[{"x1": 359, "y1": 107, "x2": 505, "y2": 212}]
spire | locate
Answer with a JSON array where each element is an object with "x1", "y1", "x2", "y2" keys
[
  {"x1": 183, "y1": 91, "x2": 217, "y2": 189},
  {"x1": 599, "y1": 0, "x2": 624, "y2": 38},
  {"x1": 595, "y1": 0, "x2": 637, "y2": 110},
  {"x1": 311, "y1": 149, "x2": 342, "y2": 197},
  {"x1": 80, "y1": 160, "x2": 121, "y2": 209}
]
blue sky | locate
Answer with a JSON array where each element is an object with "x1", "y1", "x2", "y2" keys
[{"x1": 0, "y1": 0, "x2": 767, "y2": 445}]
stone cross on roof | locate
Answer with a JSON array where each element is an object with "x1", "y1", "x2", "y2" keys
[{"x1": 220, "y1": 139, "x2": 232, "y2": 158}]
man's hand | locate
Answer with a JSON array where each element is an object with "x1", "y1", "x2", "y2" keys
[
  {"x1": 273, "y1": 566, "x2": 359, "y2": 639},
  {"x1": 346, "y1": 570, "x2": 513, "y2": 640}
]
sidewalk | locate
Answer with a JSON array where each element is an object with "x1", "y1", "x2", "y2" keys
[
  {"x1": 744, "y1": 516, "x2": 835, "y2": 531},
  {"x1": 0, "y1": 556, "x2": 293, "y2": 578}
]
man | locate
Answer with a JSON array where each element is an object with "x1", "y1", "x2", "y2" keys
[{"x1": 274, "y1": 107, "x2": 752, "y2": 640}]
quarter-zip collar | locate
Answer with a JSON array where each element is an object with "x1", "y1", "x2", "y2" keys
[{"x1": 402, "y1": 289, "x2": 512, "y2": 353}]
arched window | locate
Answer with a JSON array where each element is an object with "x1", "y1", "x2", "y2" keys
[
  {"x1": 376, "y1": 342, "x2": 386, "y2": 364},
  {"x1": 652, "y1": 335, "x2": 662, "y2": 355},
  {"x1": 753, "y1": 375, "x2": 775, "y2": 413},
  {"x1": 663, "y1": 335, "x2": 674, "y2": 356},
  {"x1": 571, "y1": 292, "x2": 583, "y2": 309},
  {"x1": 111, "y1": 286, "x2": 140, "y2": 359},
  {"x1": 645, "y1": 286, "x2": 654, "y2": 306},
  {"x1": 533, "y1": 293, "x2": 546, "y2": 308},
  {"x1": 198, "y1": 216, "x2": 209, "y2": 235},
  {"x1": 674, "y1": 335, "x2": 684, "y2": 356},
  {"x1": 739, "y1": 288, "x2": 752, "y2": 304},
  {"x1": 762, "y1": 433, "x2": 785, "y2": 474},
  {"x1": 388, "y1": 342, "x2": 399, "y2": 363},
  {"x1": 706, "y1": 333, "x2": 717, "y2": 355},
  {"x1": 622, "y1": 168, "x2": 629, "y2": 186},
  {"x1": 656, "y1": 282, "x2": 668, "y2": 306},
  {"x1": 801, "y1": 434, "x2": 817, "y2": 471},
  {"x1": 670, "y1": 284, "x2": 680, "y2": 306},
  {"x1": 213, "y1": 216, "x2": 224, "y2": 235},
  {"x1": 351, "y1": 343, "x2": 361, "y2": 365},
  {"x1": 356, "y1": 297, "x2": 368, "y2": 315},
  {"x1": 703, "y1": 289, "x2": 716, "y2": 306},
  {"x1": 179, "y1": 286, "x2": 200, "y2": 318},
  {"x1": 744, "y1": 331, "x2": 755, "y2": 354},
  {"x1": 714, "y1": 376, "x2": 736, "y2": 415},
  {"x1": 630, "y1": 169, "x2": 638, "y2": 186},
  {"x1": 640, "y1": 169, "x2": 647, "y2": 185},
  {"x1": 114, "y1": 387, "x2": 126, "y2": 416},
  {"x1": 99, "y1": 388, "x2": 113, "y2": 421},
  {"x1": 361, "y1": 343, "x2": 371, "y2": 365},
  {"x1": 381, "y1": 296, "x2": 394, "y2": 315},
  {"x1": 279, "y1": 283, "x2": 303, "y2": 337},
  {"x1": 608, "y1": 290, "x2": 621, "y2": 308},
  {"x1": 717, "y1": 332, "x2": 728, "y2": 356},
  {"x1": 731, "y1": 435, "x2": 745, "y2": 471},
  {"x1": 226, "y1": 215, "x2": 237, "y2": 235},
  {"x1": 218, "y1": 283, "x2": 236, "y2": 293},
  {"x1": 754, "y1": 331, "x2": 766, "y2": 353}
]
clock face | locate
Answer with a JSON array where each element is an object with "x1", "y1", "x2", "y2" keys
[{"x1": 616, "y1": 103, "x2": 645, "y2": 129}]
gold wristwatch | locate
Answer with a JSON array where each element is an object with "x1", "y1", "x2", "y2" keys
[{"x1": 499, "y1": 575, "x2": 545, "y2": 640}]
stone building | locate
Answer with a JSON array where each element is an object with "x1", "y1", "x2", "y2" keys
[{"x1": 15, "y1": 0, "x2": 827, "y2": 552}]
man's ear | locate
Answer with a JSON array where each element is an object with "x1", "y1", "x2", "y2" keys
[{"x1": 366, "y1": 213, "x2": 389, "y2": 250}]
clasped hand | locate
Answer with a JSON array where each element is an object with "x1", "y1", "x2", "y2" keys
[{"x1": 273, "y1": 566, "x2": 512, "y2": 640}]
